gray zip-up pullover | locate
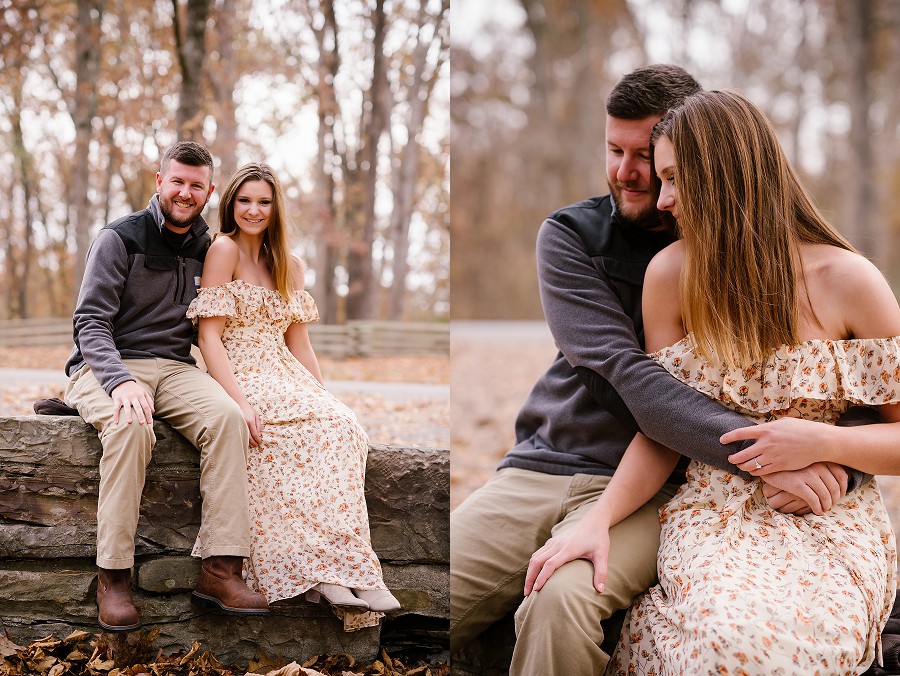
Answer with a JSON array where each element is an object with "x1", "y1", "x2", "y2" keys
[{"x1": 65, "y1": 195, "x2": 210, "y2": 395}]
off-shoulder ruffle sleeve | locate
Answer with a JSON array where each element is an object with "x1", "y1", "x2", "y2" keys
[
  {"x1": 288, "y1": 290, "x2": 319, "y2": 324},
  {"x1": 652, "y1": 335, "x2": 900, "y2": 414},
  {"x1": 186, "y1": 284, "x2": 239, "y2": 319}
]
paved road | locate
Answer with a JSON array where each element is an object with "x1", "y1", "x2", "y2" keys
[
  {"x1": 450, "y1": 319, "x2": 553, "y2": 344},
  {"x1": 0, "y1": 368, "x2": 448, "y2": 404}
]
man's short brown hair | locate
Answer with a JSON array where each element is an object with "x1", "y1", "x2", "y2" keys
[
  {"x1": 160, "y1": 141, "x2": 214, "y2": 182},
  {"x1": 606, "y1": 64, "x2": 702, "y2": 119}
]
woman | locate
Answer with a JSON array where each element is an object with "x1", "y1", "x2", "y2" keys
[
  {"x1": 186, "y1": 163, "x2": 400, "y2": 628},
  {"x1": 526, "y1": 91, "x2": 900, "y2": 673}
]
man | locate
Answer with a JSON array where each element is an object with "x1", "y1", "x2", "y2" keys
[
  {"x1": 450, "y1": 65, "x2": 861, "y2": 674},
  {"x1": 65, "y1": 141, "x2": 269, "y2": 632}
]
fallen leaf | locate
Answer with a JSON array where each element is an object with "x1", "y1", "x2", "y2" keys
[{"x1": 0, "y1": 635, "x2": 23, "y2": 658}]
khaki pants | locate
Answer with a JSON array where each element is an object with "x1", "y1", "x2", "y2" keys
[
  {"x1": 450, "y1": 467, "x2": 678, "y2": 675},
  {"x1": 66, "y1": 359, "x2": 251, "y2": 569}
]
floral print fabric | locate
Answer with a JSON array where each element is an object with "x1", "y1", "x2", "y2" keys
[
  {"x1": 609, "y1": 335, "x2": 900, "y2": 675},
  {"x1": 187, "y1": 280, "x2": 387, "y2": 625}
]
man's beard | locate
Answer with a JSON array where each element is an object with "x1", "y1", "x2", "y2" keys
[
  {"x1": 609, "y1": 181, "x2": 666, "y2": 231},
  {"x1": 160, "y1": 195, "x2": 203, "y2": 229}
]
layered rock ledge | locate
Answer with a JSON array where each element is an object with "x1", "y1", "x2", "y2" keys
[{"x1": 0, "y1": 415, "x2": 449, "y2": 666}]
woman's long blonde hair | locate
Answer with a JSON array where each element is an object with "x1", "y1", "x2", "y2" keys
[
  {"x1": 651, "y1": 90, "x2": 856, "y2": 367},
  {"x1": 217, "y1": 163, "x2": 295, "y2": 300}
]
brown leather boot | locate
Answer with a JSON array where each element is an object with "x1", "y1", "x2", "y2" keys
[
  {"x1": 97, "y1": 567, "x2": 140, "y2": 632},
  {"x1": 192, "y1": 556, "x2": 269, "y2": 614}
]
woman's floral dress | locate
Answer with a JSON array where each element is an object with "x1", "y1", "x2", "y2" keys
[
  {"x1": 187, "y1": 280, "x2": 388, "y2": 614},
  {"x1": 609, "y1": 335, "x2": 900, "y2": 676}
]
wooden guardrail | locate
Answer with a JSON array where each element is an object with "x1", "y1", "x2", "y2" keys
[
  {"x1": 0, "y1": 319, "x2": 449, "y2": 357},
  {"x1": 0, "y1": 318, "x2": 73, "y2": 346}
]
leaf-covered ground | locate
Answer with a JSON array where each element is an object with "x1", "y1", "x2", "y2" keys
[
  {"x1": 0, "y1": 347, "x2": 449, "y2": 449},
  {"x1": 0, "y1": 629, "x2": 449, "y2": 676},
  {"x1": 449, "y1": 323, "x2": 557, "y2": 509}
]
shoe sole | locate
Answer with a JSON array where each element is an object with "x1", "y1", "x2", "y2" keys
[
  {"x1": 191, "y1": 591, "x2": 269, "y2": 615},
  {"x1": 96, "y1": 602, "x2": 140, "y2": 632},
  {"x1": 98, "y1": 620, "x2": 141, "y2": 632}
]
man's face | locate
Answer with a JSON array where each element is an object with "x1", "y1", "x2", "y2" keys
[
  {"x1": 605, "y1": 114, "x2": 662, "y2": 228},
  {"x1": 156, "y1": 160, "x2": 214, "y2": 232}
]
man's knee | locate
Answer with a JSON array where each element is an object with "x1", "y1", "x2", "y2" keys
[
  {"x1": 100, "y1": 419, "x2": 155, "y2": 465},
  {"x1": 514, "y1": 559, "x2": 606, "y2": 636},
  {"x1": 201, "y1": 397, "x2": 248, "y2": 446},
  {"x1": 218, "y1": 402, "x2": 246, "y2": 434},
  {"x1": 511, "y1": 560, "x2": 616, "y2": 675}
]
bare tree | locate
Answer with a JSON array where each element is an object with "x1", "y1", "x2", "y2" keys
[
  {"x1": 70, "y1": 0, "x2": 104, "y2": 302},
  {"x1": 9, "y1": 78, "x2": 36, "y2": 318},
  {"x1": 842, "y1": 1, "x2": 877, "y2": 259},
  {"x1": 387, "y1": 0, "x2": 448, "y2": 320},
  {"x1": 345, "y1": 0, "x2": 388, "y2": 320},
  {"x1": 208, "y1": 0, "x2": 239, "y2": 186},
  {"x1": 173, "y1": 0, "x2": 212, "y2": 140},
  {"x1": 303, "y1": 0, "x2": 343, "y2": 323}
]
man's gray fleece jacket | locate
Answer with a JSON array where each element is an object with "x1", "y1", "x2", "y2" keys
[
  {"x1": 500, "y1": 195, "x2": 765, "y2": 483},
  {"x1": 65, "y1": 195, "x2": 210, "y2": 395}
]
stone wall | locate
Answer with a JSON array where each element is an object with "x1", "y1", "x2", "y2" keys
[{"x1": 0, "y1": 415, "x2": 449, "y2": 666}]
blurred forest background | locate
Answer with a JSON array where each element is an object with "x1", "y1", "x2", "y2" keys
[
  {"x1": 0, "y1": 0, "x2": 449, "y2": 324},
  {"x1": 451, "y1": 0, "x2": 900, "y2": 319}
]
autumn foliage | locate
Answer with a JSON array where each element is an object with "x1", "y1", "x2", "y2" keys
[{"x1": 0, "y1": 629, "x2": 448, "y2": 676}]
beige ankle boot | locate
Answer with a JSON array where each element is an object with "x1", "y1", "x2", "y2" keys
[
  {"x1": 306, "y1": 582, "x2": 370, "y2": 611},
  {"x1": 353, "y1": 588, "x2": 401, "y2": 612}
]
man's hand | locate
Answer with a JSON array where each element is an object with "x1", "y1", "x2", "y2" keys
[
  {"x1": 524, "y1": 521, "x2": 610, "y2": 596},
  {"x1": 111, "y1": 381, "x2": 154, "y2": 425},
  {"x1": 722, "y1": 417, "x2": 832, "y2": 475},
  {"x1": 759, "y1": 462, "x2": 848, "y2": 516}
]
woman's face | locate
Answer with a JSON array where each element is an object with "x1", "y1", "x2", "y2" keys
[
  {"x1": 233, "y1": 179, "x2": 274, "y2": 236},
  {"x1": 654, "y1": 136, "x2": 680, "y2": 223}
]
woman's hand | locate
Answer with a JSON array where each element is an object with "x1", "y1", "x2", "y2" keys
[
  {"x1": 758, "y1": 462, "x2": 847, "y2": 515},
  {"x1": 524, "y1": 520, "x2": 610, "y2": 596},
  {"x1": 240, "y1": 402, "x2": 263, "y2": 448},
  {"x1": 722, "y1": 417, "x2": 832, "y2": 475}
]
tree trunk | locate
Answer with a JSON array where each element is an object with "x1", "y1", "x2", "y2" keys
[
  {"x1": 33, "y1": 193, "x2": 62, "y2": 315},
  {"x1": 388, "y1": 0, "x2": 447, "y2": 320},
  {"x1": 70, "y1": 0, "x2": 104, "y2": 304},
  {"x1": 3, "y1": 179, "x2": 17, "y2": 317},
  {"x1": 172, "y1": 0, "x2": 211, "y2": 141},
  {"x1": 878, "y1": 0, "x2": 900, "y2": 282},
  {"x1": 345, "y1": 0, "x2": 387, "y2": 320},
  {"x1": 11, "y1": 100, "x2": 35, "y2": 319},
  {"x1": 209, "y1": 0, "x2": 238, "y2": 195},
  {"x1": 307, "y1": 0, "x2": 342, "y2": 323},
  {"x1": 845, "y1": 0, "x2": 875, "y2": 259}
]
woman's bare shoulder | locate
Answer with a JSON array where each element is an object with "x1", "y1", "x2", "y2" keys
[
  {"x1": 806, "y1": 244, "x2": 900, "y2": 338},
  {"x1": 208, "y1": 234, "x2": 240, "y2": 257},
  {"x1": 646, "y1": 240, "x2": 685, "y2": 282},
  {"x1": 202, "y1": 235, "x2": 240, "y2": 285},
  {"x1": 808, "y1": 244, "x2": 885, "y2": 294}
]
